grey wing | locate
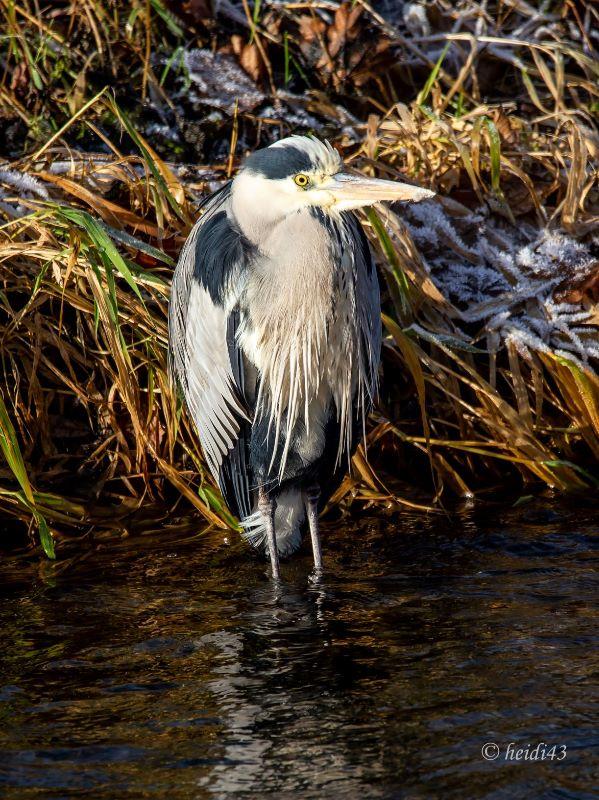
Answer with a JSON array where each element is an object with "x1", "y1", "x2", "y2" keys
[
  {"x1": 345, "y1": 212, "x2": 382, "y2": 408},
  {"x1": 168, "y1": 184, "x2": 253, "y2": 520}
]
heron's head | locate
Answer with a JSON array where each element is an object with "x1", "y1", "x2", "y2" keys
[{"x1": 231, "y1": 135, "x2": 434, "y2": 238}]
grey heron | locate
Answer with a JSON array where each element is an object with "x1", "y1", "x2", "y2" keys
[{"x1": 168, "y1": 136, "x2": 433, "y2": 580}]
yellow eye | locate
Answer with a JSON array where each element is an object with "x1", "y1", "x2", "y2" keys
[{"x1": 294, "y1": 173, "x2": 309, "y2": 188}]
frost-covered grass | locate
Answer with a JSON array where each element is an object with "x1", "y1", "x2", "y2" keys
[
  {"x1": 402, "y1": 203, "x2": 599, "y2": 367},
  {"x1": 0, "y1": 0, "x2": 598, "y2": 556}
]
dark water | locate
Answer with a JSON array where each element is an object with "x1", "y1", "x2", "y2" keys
[{"x1": 0, "y1": 497, "x2": 597, "y2": 799}]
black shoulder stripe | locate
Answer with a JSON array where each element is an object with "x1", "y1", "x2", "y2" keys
[{"x1": 193, "y1": 210, "x2": 255, "y2": 305}]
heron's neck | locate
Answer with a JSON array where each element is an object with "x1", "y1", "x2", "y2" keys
[{"x1": 230, "y1": 172, "x2": 304, "y2": 247}]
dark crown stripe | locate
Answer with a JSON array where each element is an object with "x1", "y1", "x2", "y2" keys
[{"x1": 243, "y1": 145, "x2": 313, "y2": 180}]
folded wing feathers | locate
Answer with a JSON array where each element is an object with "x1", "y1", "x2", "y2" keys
[{"x1": 169, "y1": 191, "x2": 249, "y2": 485}]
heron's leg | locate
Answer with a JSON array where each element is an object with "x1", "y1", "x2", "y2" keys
[
  {"x1": 258, "y1": 486, "x2": 280, "y2": 582},
  {"x1": 305, "y1": 484, "x2": 323, "y2": 574}
]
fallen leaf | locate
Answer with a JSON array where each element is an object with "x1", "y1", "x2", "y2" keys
[
  {"x1": 297, "y1": 14, "x2": 326, "y2": 45},
  {"x1": 239, "y1": 41, "x2": 264, "y2": 83},
  {"x1": 327, "y1": 3, "x2": 363, "y2": 59}
]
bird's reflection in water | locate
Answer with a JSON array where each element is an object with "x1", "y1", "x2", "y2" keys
[{"x1": 199, "y1": 575, "x2": 379, "y2": 798}]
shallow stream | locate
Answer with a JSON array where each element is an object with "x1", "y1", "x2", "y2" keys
[{"x1": 0, "y1": 497, "x2": 597, "y2": 798}]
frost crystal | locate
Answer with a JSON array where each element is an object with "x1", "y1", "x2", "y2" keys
[
  {"x1": 399, "y1": 200, "x2": 599, "y2": 370},
  {"x1": 403, "y1": 3, "x2": 430, "y2": 37},
  {"x1": 0, "y1": 168, "x2": 50, "y2": 217},
  {"x1": 183, "y1": 49, "x2": 265, "y2": 112}
]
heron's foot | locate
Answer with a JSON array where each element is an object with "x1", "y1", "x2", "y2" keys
[
  {"x1": 308, "y1": 566, "x2": 324, "y2": 586},
  {"x1": 304, "y1": 484, "x2": 323, "y2": 575},
  {"x1": 258, "y1": 487, "x2": 280, "y2": 582}
]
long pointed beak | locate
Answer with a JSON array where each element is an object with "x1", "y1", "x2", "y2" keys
[{"x1": 322, "y1": 172, "x2": 435, "y2": 211}]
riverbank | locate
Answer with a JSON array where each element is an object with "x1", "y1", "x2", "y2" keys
[{"x1": 1, "y1": 1, "x2": 598, "y2": 557}]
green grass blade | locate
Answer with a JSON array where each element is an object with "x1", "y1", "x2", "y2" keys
[
  {"x1": 0, "y1": 393, "x2": 54, "y2": 557},
  {"x1": 249, "y1": 0, "x2": 261, "y2": 44},
  {"x1": 58, "y1": 207, "x2": 144, "y2": 301},
  {"x1": 367, "y1": 207, "x2": 412, "y2": 318},
  {"x1": 417, "y1": 43, "x2": 450, "y2": 106},
  {"x1": 160, "y1": 45, "x2": 184, "y2": 87},
  {"x1": 405, "y1": 324, "x2": 487, "y2": 353},
  {"x1": 483, "y1": 117, "x2": 502, "y2": 192},
  {"x1": 35, "y1": 511, "x2": 56, "y2": 559},
  {"x1": 150, "y1": 0, "x2": 184, "y2": 37},
  {"x1": 108, "y1": 100, "x2": 186, "y2": 221},
  {"x1": 103, "y1": 223, "x2": 174, "y2": 267},
  {"x1": 284, "y1": 32, "x2": 290, "y2": 85},
  {"x1": 0, "y1": 392, "x2": 34, "y2": 504}
]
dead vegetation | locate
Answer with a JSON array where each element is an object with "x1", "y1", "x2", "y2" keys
[{"x1": 0, "y1": 0, "x2": 598, "y2": 556}]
